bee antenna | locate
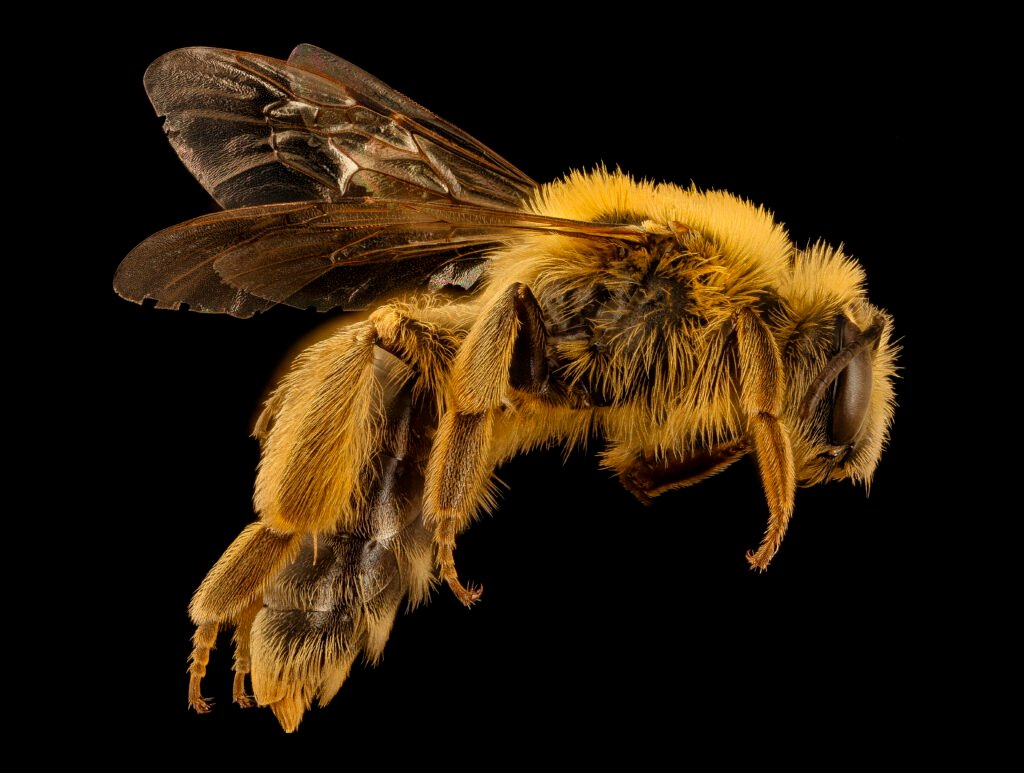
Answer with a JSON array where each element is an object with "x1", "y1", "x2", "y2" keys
[{"x1": 798, "y1": 316, "x2": 885, "y2": 421}]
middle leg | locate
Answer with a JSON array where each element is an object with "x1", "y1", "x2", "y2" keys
[{"x1": 425, "y1": 283, "x2": 554, "y2": 605}]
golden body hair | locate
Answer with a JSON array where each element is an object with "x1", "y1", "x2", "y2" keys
[{"x1": 114, "y1": 46, "x2": 897, "y2": 731}]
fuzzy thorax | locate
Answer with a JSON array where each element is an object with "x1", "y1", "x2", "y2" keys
[{"x1": 482, "y1": 169, "x2": 794, "y2": 451}]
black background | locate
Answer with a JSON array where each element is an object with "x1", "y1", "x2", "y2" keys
[{"x1": 91, "y1": 17, "x2": 966, "y2": 753}]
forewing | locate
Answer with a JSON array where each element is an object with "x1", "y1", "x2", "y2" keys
[
  {"x1": 144, "y1": 47, "x2": 537, "y2": 210},
  {"x1": 114, "y1": 200, "x2": 643, "y2": 317}
]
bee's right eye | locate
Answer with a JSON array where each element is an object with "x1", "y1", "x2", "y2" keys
[{"x1": 830, "y1": 317, "x2": 874, "y2": 446}]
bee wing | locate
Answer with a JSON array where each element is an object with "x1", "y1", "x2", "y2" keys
[
  {"x1": 114, "y1": 200, "x2": 643, "y2": 316},
  {"x1": 144, "y1": 46, "x2": 536, "y2": 210}
]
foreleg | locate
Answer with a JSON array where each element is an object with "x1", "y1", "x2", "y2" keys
[
  {"x1": 595, "y1": 307, "x2": 795, "y2": 571},
  {"x1": 736, "y1": 308, "x2": 796, "y2": 570},
  {"x1": 614, "y1": 438, "x2": 751, "y2": 505}
]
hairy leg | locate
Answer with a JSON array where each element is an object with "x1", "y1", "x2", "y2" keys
[
  {"x1": 425, "y1": 283, "x2": 553, "y2": 604},
  {"x1": 187, "y1": 303, "x2": 461, "y2": 722},
  {"x1": 735, "y1": 308, "x2": 796, "y2": 570}
]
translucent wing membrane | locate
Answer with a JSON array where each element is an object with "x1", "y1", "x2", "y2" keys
[
  {"x1": 115, "y1": 199, "x2": 642, "y2": 315},
  {"x1": 120, "y1": 45, "x2": 641, "y2": 314},
  {"x1": 143, "y1": 46, "x2": 537, "y2": 210}
]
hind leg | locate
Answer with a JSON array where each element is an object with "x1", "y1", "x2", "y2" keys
[
  {"x1": 187, "y1": 523, "x2": 299, "y2": 712},
  {"x1": 231, "y1": 599, "x2": 262, "y2": 708},
  {"x1": 187, "y1": 303, "x2": 462, "y2": 714}
]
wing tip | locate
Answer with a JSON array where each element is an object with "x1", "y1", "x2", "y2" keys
[
  {"x1": 143, "y1": 47, "x2": 237, "y2": 105},
  {"x1": 288, "y1": 43, "x2": 320, "y2": 60}
]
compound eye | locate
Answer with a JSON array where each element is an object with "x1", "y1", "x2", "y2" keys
[{"x1": 831, "y1": 317, "x2": 873, "y2": 445}]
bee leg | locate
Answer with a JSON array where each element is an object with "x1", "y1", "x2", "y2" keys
[
  {"x1": 188, "y1": 622, "x2": 219, "y2": 713},
  {"x1": 507, "y1": 284, "x2": 551, "y2": 393},
  {"x1": 230, "y1": 599, "x2": 262, "y2": 708},
  {"x1": 187, "y1": 522, "x2": 301, "y2": 712},
  {"x1": 429, "y1": 411, "x2": 493, "y2": 605},
  {"x1": 255, "y1": 306, "x2": 460, "y2": 538},
  {"x1": 194, "y1": 306, "x2": 457, "y2": 726},
  {"x1": 613, "y1": 439, "x2": 751, "y2": 504},
  {"x1": 735, "y1": 308, "x2": 796, "y2": 570},
  {"x1": 427, "y1": 283, "x2": 549, "y2": 605},
  {"x1": 250, "y1": 350, "x2": 439, "y2": 732}
]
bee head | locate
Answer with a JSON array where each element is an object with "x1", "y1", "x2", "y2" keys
[{"x1": 778, "y1": 245, "x2": 898, "y2": 489}]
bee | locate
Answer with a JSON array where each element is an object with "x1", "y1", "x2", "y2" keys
[{"x1": 114, "y1": 45, "x2": 898, "y2": 732}]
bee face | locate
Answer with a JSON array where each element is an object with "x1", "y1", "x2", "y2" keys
[{"x1": 781, "y1": 259, "x2": 898, "y2": 489}]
